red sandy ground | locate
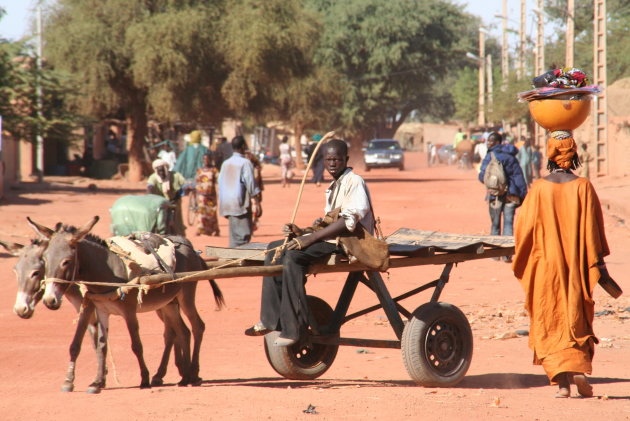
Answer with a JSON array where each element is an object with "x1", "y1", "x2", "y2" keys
[{"x1": 0, "y1": 152, "x2": 629, "y2": 420}]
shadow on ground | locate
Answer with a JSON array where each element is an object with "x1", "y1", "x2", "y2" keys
[{"x1": 460, "y1": 373, "x2": 630, "y2": 389}]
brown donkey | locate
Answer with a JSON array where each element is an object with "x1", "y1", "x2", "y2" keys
[
  {"x1": 1, "y1": 231, "x2": 192, "y2": 392},
  {"x1": 31, "y1": 216, "x2": 224, "y2": 392},
  {"x1": 0, "y1": 237, "x2": 105, "y2": 389}
]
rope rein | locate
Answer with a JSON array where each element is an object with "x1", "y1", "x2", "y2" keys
[{"x1": 43, "y1": 244, "x2": 284, "y2": 292}]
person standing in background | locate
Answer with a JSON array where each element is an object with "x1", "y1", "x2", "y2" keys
[
  {"x1": 478, "y1": 132, "x2": 528, "y2": 262},
  {"x1": 531, "y1": 145, "x2": 543, "y2": 179},
  {"x1": 218, "y1": 136, "x2": 261, "y2": 247},
  {"x1": 214, "y1": 136, "x2": 233, "y2": 171},
  {"x1": 157, "y1": 141, "x2": 177, "y2": 170},
  {"x1": 516, "y1": 138, "x2": 533, "y2": 186},
  {"x1": 245, "y1": 148, "x2": 264, "y2": 232},
  {"x1": 279, "y1": 135, "x2": 293, "y2": 188},
  {"x1": 578, "y1": 143, "x2": 593, "y2": 179},
  {"x1": 307, "y1": 134, "x2": 325, "y2": 187},
  {"x1": 194, "y1": 152, "x2": 220, "y2": 237},
  {"x1": 174, "y1": 130, "x2": 209, "y2": 180}
]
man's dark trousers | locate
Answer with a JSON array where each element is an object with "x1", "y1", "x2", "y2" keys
[{"x1": 261, "y1": 239, "x2": 337, "y2": 341}]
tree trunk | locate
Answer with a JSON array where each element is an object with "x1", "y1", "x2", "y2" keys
[
  {"x1": 293, "y1": 121, "x2": 305, "y2": 170},
  {"x1": 347, "y1": 130, "x2": 371, "y2": 168},
  {"x1": 126, "y1": 96, "x2": 148, "y2": 182}
]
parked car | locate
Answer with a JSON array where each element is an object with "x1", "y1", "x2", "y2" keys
[{"x1": 363, "y1": 139, "x2": 404, "y2": 171}]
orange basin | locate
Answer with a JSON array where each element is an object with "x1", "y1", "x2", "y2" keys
[{"x1": 529, "y1": 98, "x2": 592, "y2": 131}]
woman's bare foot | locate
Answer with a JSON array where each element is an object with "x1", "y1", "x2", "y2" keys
[
  {"x1": 555, "y1": 372, "x2": 571, "y2": 398},
  {"x1": 572, "y1": 373, "x2": 594, "y2": 397}
]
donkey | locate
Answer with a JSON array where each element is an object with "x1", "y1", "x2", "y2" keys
[
  {"x1": 32, "y1": 216, "x2": 224, "y2": 392},
  {"x1": 1, "y1": 232, "x2": 192, "y2": 392},
  {"x1": 0, "y1": 237, "x2": 106, "y2": 389}
]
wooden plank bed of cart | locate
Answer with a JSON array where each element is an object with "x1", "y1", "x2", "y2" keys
[{"x1": 140, "y1": 228, "x2": 515, "y2": 387}]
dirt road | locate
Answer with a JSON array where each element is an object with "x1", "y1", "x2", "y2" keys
[{"x1": 0, "y1": 152, "x2": 628, "y2": 420}]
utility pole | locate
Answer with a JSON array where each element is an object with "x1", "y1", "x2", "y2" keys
[
  {"x1": 486, "y1": 54, "x2": 493, "y2": 116},
  {"x1": 35, "y1": 2, "x2": 44, "y2": 181},
  {"x1": 566, "y1": 0, "x2": 575, "y2": 67},
  {"x1": 534, "y1": 1, "x2": 545, "y2": 147},
  {"x1": 593, "y1": 0, "x2": 607, "y2": 176},
  {"x1": 478, "y1": 27, "x2": 486, "y2": 127},
  {"x1": 517, "y1": 0, "x2": 526, "y2": 80},
  {"x1": 501, "y1": 0, "x2": 508, "y2": 90}
]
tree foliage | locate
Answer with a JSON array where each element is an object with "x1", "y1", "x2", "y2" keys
[
  {"x1": 544, "y1": 0, "x2": 630, "y2": 83},
  {"x1": 44, "y1": 0, "x2": 228, "y2": 180},
  {"x1": 452, "y1": 67, "x2": 478, "y2": 123},
  {"x1": 488, "y1": 72, "x2": 531, "y2": 124},
  {"x1": 0, "y1": 36, "x2": 79, "y2": 149},
  {"x1": 218, "y1": 0, "x2": 321, "y2": 122},
  {"x1": 36, "y1": 0, "x2": 488, "y2": 173},
  {"x1": 311, "y1": 0, "x2": 470, "y2": 139}
]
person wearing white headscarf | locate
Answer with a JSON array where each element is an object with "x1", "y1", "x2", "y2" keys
[{"x1": 147, "y1": 159, "x2": 187, "y2": 235}]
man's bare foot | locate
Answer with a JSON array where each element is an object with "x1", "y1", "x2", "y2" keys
[
  {"x1": 572, "y1": 374, "x2": 593, "y2": 397},
  {"x1": 555, "y1": 372, "x2": 570, "y2": 398}
]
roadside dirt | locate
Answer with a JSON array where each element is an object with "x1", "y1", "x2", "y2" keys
[{"x1": 0, "y1": 152, "x2": 628, "y2": 420}]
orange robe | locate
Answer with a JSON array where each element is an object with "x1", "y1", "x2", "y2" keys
[{"x1": 512, "y1": 178, "x2": 609, "y2": 382}]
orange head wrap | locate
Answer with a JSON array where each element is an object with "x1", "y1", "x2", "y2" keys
[{"x1": 547, "y1": 131, "x2": 577, "y2": 170}]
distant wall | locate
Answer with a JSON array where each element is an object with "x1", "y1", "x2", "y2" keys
[
  {"x1": 574, "y1": 114, "x2": 630, "y2": 178},
  {"x1": 395, "y1": 122, "x2": 461, "y2": 151},
  {"x1": 570, "y1": 77, "x2": 630, "y2": 177}
]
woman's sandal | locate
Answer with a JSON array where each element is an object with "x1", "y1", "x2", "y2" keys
[
  {"x1": 555, "y1": 373, "x2": 571, "y2": 398},
  {"x1": 572, "y1": 374, "x2": 594, "y2": 397}
]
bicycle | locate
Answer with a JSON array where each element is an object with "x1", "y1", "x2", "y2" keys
[{"x1": 186, "y1": 187, "x2": 198, "y2": 226}]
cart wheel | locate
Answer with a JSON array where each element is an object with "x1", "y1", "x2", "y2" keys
[
  {"x1": 187, "y1": 190, "x2": 197, "y2": 226},
  {"x1": 401, "y1": 302, "x2": 472, "y2": 387},
  {"x1": 264, "y1": 296, "x2": 339, "y2": 380}
]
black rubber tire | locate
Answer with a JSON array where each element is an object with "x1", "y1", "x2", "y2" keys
[
  {"x1": 264, "y1": 296, "x2": 339, "y2": 380},
  {"x1": 187, "y1": 190, "x2": 197, "y2": 226},
  {"x1": 401, "y1": 302, "x2": 473, "y2": 387},
  {"x1": 398, "y1": 163, "x2": 404, "y2": 171}
]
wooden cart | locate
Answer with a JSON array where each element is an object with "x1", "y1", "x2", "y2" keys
[{"x1": 203, "y1": 228, "x2": 515, "y2": 387}]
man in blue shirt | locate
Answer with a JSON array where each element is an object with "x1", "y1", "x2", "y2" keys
[
  {"x1": 478, "y1": 132, "x2": 527, "y2": 261},
  {"x1": 218, "y1": 136, "x2": 261, "y2": 247}
]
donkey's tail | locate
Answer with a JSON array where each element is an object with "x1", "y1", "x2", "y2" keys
[
  {"x1": 200, "y1": 259, "x2": 225, "y2": 310},
  {"x1": 208, "y1": 279, "x2": 225, "y2": 310}
]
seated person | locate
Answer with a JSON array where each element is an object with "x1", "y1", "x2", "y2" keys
[{"x1": 245, "y1": 136, "x2": 378, "y2": 347}]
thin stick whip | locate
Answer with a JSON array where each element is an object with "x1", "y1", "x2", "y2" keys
[{"x1": 271, "y1": 130, "x2": 336, "y2": 263}]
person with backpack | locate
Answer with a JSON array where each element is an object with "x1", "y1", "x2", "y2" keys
[{"x1": 478, "y1": 132, "x2": 527, "y2": 261}]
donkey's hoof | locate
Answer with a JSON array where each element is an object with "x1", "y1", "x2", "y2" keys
[
  {"x1": 190, "y1": 377, "x2": 203, "y2": 387},
  {"x1": 140, "y1": 381, "x2": 152, "y2": 389},
  {"x1": 177, "y1": 378, "x2": 189, "y2": 387},
  {"x1": 86, "y1": 386, "x2": 102, "y2": 394},
  {"x1": 150, "y1": 377, "x2": 164, "y2": 387},
  {"x1": 60, "y1": 383, "x2": 74, "y2": 393}
]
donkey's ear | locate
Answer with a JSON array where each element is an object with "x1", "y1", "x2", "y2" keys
[
  {"x1": 26, "y1": 217, "x2": 54, "y2": 241},
  {"x1": 0, "y1": 240, "x2": 24, "y2": 256},
  {"x1": 70, "y1": 216, "x2": 100, "y2": 245}
]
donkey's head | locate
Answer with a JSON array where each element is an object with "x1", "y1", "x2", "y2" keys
[
  {"x1": 1, "y1": 238, "x2": 48, "y2": 319},
  {"x1": 32, "y1": 216, "x2": 100, "y2": 310}
]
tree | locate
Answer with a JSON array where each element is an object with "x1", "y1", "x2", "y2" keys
[
  {"x1": 311, "y1": 0, "x2": 471, "y2": 142},
  {"x1": 544, "y1": 0, "x2": 630, "y2": 83},
  {"x1": 488, "y1": 72, "x2": 531, "y2": 124},
  {"x1": 0, "y1": 33, "x2": 80, "y2": 161},
  {"x1": 44, "y1": 0, "x2": 225, "y2": 181},
  {"x1": 218, "y1": 0, "x2": 322, "y2": 121},
  {"x1": 452, "y1": 67, "x2": 478, "y2": 123}
]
